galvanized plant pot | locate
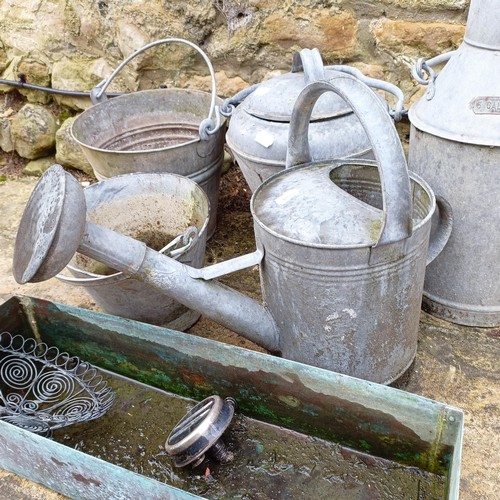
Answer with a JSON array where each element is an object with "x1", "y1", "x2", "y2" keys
[
  {"x1": 56, "y1": 172, "x2": 209, "y2": 331},
  {"x1": 71, "y1": 38, "x2": 226, "y2": 237},
  {"x1": 408, "y1": 0, "x2": 500, "y2": 327}
]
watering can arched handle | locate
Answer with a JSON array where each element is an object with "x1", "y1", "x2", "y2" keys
[
  {"x1": 90, "y1": 38, "x2": 221, "y2": 140},
  {"x1": 286, "y1": 76, "x2": 413, "y2": 247}
]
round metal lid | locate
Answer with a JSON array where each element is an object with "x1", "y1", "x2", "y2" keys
[
  {"x1": 252, "y1": 162, "x2": 384, "y2": 247},
  {"x1": 245, "y1": 69, "x2": 353, "y2": 123}
]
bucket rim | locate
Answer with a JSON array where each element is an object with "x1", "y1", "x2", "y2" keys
[
  {"x1": 251, "y1": 159, "x2": 436, "y2": 251},
  {"x1": 57, "y1": 171, "x2": 210, "y2": 286},
  {"x1": 71, "y1": 88, "x2": 226, "y2": 155}
]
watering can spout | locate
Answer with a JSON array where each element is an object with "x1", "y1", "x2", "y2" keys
[{"x1": 13, "y1": 165, "x2": 281, "y2": 353}]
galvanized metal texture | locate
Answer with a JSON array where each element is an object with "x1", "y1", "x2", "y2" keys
[
  {"x1": 56, "y1": 173, "x2": 210, "y2": 331},
  {"x1": 285, "y1": 76, "x2": 412, "y2": 246},
  {"x1": 409, "y1": 0, "x2": 500, "y2": 326},
  {"x1": 225, "y1": 48, "x2": 404, "y2": 192},
  {"x1": 0, "y1": 296, "x2": 464, "y2": 499},
  {"x1": 409, "y1": 0, "x2": 500, "y2": 146},
  {"x1": 13, "y1": 164, "x2": 86, "y2": 284},
  {"x1": 13, "y1": 72, "x2": 452, "y2": 383},
  {"x1": 72, "y1": 38, "x2": 226, "y2": 237}
]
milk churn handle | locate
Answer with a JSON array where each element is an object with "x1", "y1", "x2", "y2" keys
[
  {"x1": 90, "y1": 38, "x2": 221, "y2": 140},
  {"x1": 329, "y1": 65, "x2": 405, "y2": 122},
  {"x1": 412, "y1": 50, "x2": 456, "y2": 100},
  {"x1": 55, "y1": 226, "x2": 200, "y2": 283},
  {"x1": 286, "y1": 76, "x2": 413, "y2": 247}
]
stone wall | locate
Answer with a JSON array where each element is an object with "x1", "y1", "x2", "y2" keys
[{"x1": 0, "y1": 0, "x2": 470, "y2": 171}]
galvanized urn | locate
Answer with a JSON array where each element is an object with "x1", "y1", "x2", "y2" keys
[
  {"x1": 408, "y1": 0, "x2": 500, "y2": 327},
  {"x1": 225, "y1": 48, "x2": 404, "y2": 191},
  {"x1": 13, "y1": 75, "x2": 452, "y2": 385}
]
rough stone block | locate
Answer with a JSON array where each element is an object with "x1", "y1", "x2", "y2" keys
[
  {"x1": 10, "y1": 104, "x2": 58, "y2": 159},
  {"x1": 55, "y1": 116, "x2": 94, "y2": 177},
  {"x1": 371, "y1": 19, "x2": 465, "y2": 56}
]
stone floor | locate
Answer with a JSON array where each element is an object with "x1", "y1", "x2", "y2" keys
[{"x1": 0, "y1": 176, "x2": 498, "y2": 499}]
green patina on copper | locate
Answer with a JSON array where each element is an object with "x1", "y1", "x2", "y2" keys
[{"x1": 0, "y1": 296, "x2": 459, "y2": 479}]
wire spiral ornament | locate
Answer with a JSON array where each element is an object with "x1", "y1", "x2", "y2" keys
[{"x1": 0, "y1": 332, "x2": 115, "y2": 435}]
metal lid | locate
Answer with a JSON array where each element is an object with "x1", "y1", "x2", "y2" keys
[
  {"x1": 252, "y1": 162, "x2": 384, "y2": 247},
  {"x1": 245, "y1": 70, "x2": 353, "y2": 122}
]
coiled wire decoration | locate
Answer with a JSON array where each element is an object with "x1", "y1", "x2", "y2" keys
[{"x1": 0, "y1": 332, "x2": 115, "y2": 435}]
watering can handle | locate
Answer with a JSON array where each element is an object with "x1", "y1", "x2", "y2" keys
[
  {"x1": 291, "y1": 48, "x2": 326, "y2": 84},
  {"x1": 286, "y1": 76, "x2": 413, "y2": 247},
  {"x1": 426, "y1": 195, "x2": 453, "y2": 266},
  {"x1": 221, "y1": 48, "x2": 325, "y2": 116},
  {"x1": 90, "y1": 38, "x2": 221, "y2": 140}
]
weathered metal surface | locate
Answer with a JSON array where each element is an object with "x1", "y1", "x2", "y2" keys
[
  {"x1": 13, "y1": 75, "x2": 452, "y2": 384},
  {"x1": 251, "y1": 77, "x2": 450, "y2": 383},
  {"x1": 408, "y1": 0, "x2": 500, "y2": 326},
  {"x1": 225, "y1": 48, "x2": 403, "y2": 192},
  {"x1": 57, "y1": 173, "x2": 209, "y2": 331},
  {"x1": 72, "y1": 39, "x2": 226, "y2": 237},
  {"x1": 12, "y1": 165, "x2": 85, "y2": 284},
  {"x1": 0, "y1": 295, "x2": 463, "y2": 499}
]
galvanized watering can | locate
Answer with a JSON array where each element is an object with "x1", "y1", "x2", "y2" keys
[
  {"x1": 408, "y1": 0, "x2": 500, "y2": 327},
  {"x1": 14, "y1": 75, "x2": 452, "y2": 384},
  {"x1": 224, "y1": 47, "x2": 404, "y2": 191},
  {"x1": 71, "y1": 38, "x2": 226, "y2": 237}
]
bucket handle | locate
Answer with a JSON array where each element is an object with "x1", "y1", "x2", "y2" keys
[
  {"x1": 90, "y1": 38, "x2": 221, "y2": 140},
  {"x1": 56, "y1": 226, "x2": 199, "y2": 284},
  {"x1": 286, "y1": 76, "x2": 413, "y2": 247}
]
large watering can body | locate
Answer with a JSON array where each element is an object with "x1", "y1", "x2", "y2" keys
[
  {"x1": 408, "y1": 0, "x2": 500, "y2": 327},
  {"x1": 225, "y1": 48, "x2": 404, "y2": 192},
  {"x1": 13, "y1": 75, "x2": 451, "y2": 385}
]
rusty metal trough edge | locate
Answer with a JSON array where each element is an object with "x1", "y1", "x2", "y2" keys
[{"x1": 0, "y1": 295, "x2": 463, "y2": 499}]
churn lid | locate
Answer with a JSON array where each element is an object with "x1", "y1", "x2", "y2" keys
[
  {"x1": 244, "y1": 48, "x2": 352, "y2": 122},
  {"x1": 245, "y1": 70, "x2": 353, "y2": 122},
  {"x1": 252, "y1": 161, "x2": 384, "y2": 247}
]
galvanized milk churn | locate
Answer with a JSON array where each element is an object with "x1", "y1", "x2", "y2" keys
[
  {"x1": 409, "y1": 0, "x2": 500, "y2": 327},
  {"x1": 224, "y1": 48, "x2": 404, "y2": 191}
]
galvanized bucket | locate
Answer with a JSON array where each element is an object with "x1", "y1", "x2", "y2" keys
[
  {"x1": 71, "y1": 38, "x2": 226, "y2": 237},
  {"x1": 251, "y1": 77, "x2": 453, "y2": 383},
  {"x1": 57, "y1": 172, "x2": 209, "y2": 331}
]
